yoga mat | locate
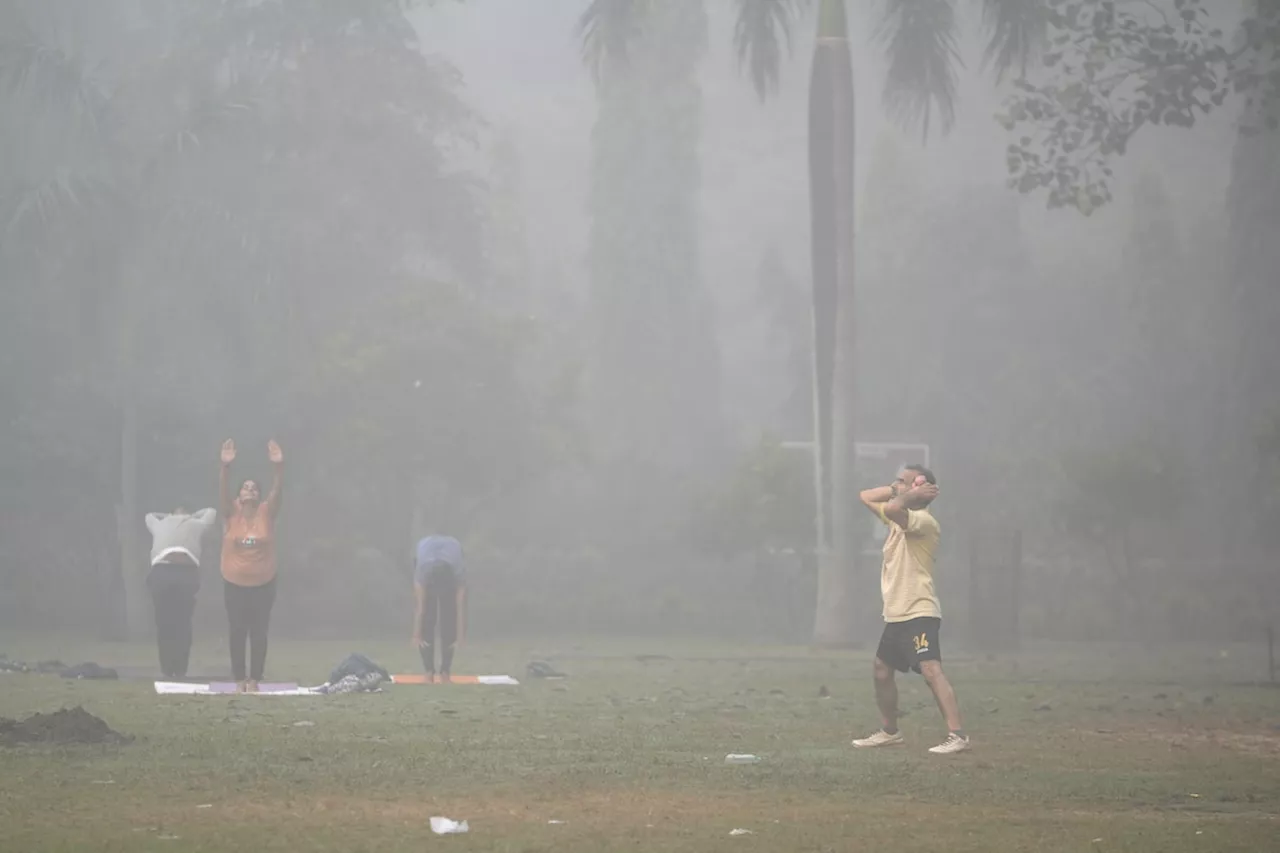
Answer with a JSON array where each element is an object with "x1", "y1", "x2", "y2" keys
[
  {"x1": 209, "y1": 681, "x2": 299, "y2": 693},
  {"x1": 390, "y1": 674, "x2": 519, "y2": 685},
  {"x1": 154, "y1": 681, "x2": 320, "y2": 696}
]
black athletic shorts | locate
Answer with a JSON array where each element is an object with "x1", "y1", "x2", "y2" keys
[{"x1": 876, "y1": 616, "x2": 942, "y2": 674}]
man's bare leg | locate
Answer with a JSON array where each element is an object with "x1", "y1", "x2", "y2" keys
[
  {"x1": 853, "y1": 657, "x2": 905, "y2": 747},
  {"x1": 919, "y1": 661, "x2": 969, "y2": 752},
  {"x1": 874, "y1": 657, "x2": 899, "y2": 731},
  {"x1": 919, "y1": 660, "x2": 963, "y2": 732}
]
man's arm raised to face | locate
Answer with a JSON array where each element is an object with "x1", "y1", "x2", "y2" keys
[
  {"x1": 859, "y1": 485, "x2": 895, "y2": 513},
  {"x1": 883, "y1": 483, "x2": 939, "y2": 530}
]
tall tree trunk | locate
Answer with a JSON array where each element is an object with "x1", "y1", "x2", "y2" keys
[
  {"x1": 120, "y1": 395, "x2": 148, "y2": 639},
  {"x1": 810, "y1": 0, "x2": 859, "y2": 647},
  {"x1": 114, "y1": 234, "x2": 148, "y2": 640},
  {"x1": 1221, "y1": 2, "x2": 1280, "y2": 563}
]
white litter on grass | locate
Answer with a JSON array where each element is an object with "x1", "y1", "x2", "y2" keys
[
  {"x1": 197, "y1": 805, "x2": 213, "y2": 809},
  {"x1": 548, "y1": 820, "x2": 566, "y2": 825},
  {"x1": 478, "y1": 675, "x2": 520, "y2": 685},
  {"x1": 729, "y1": 828, "x2": 754, "y2": 836},
  {"x1": 292, "y1": 720, "x2": 315, "y2": 727},
  {"x1": 430, "y1": 817, "x2": 469, "y2": 835},
  {"x1": 725, "y1": 754, "x2": 762, "y2": 764}
]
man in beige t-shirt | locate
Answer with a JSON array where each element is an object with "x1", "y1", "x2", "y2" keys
[{"x1": 851, "y1": 465, "x2": 969, "y2": 755}]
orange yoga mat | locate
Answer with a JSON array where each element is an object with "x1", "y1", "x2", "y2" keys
[{"x1": 390, "y1": 674, "x2": 518, "y2": 685}]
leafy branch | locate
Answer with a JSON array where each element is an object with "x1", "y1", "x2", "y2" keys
[{"x1": 1000, "y1": 0, "x2": 1279, "y2": 214}]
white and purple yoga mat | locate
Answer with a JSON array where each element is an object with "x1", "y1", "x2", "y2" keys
[{"x1": 154, "y1": 681, "x2": 320, "y2": 696}]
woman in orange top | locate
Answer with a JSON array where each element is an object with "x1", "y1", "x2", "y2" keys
[{"x1": 218, "y1": 438, "x2": 284, "y2": 692}]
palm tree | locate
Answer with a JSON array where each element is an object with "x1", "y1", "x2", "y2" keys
[{"x1": 579, "y1": 0, "x2": 1043, "y2": 646}]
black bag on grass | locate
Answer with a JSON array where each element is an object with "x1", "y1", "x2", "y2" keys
[{"x1": 327, "y1": 653, "x2": 388, "y2": 685}]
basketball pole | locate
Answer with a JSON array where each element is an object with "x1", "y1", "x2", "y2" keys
[{"x1": 1268, "y1": 625, "x2": 1275, "y2": 684}]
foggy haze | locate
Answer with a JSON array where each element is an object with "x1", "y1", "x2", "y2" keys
[{"x1": 1, "y1": 0, "x2": 1277, "y2": 654}]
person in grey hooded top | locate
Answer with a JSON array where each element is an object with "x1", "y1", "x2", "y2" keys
[{"x1": 145, "y1": 506, "x2": 217, "y2": 679}]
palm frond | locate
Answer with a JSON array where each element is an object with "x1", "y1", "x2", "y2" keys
[
  {"x1": 732, "y1": 0, "x2": 811, "y2": 100},
  {"x1": 876, "y1": 0, "x2": 962, "y2": 141},
  {"x1": 978, "y1": 0, "x2": 1046, "y2": 82},
  {"x1": 0, "y1": 27, "x2": 110, "y2": 127},
  {"x1": 576, "y1": 0, "x2": 650, "y2": 84},
  {"x1": 1, "y1": 170, "x2": 113, "y2": 251}
]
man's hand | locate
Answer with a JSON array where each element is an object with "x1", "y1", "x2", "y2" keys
[
  {"x1": 904, "y1": 482, "x2": 939, "y2": 508},
  {"x1": 221, "y1": 439, "x2": 236, "y2": 466},
  {"x1": 412, "y1": 633, "x2": 424, "y2": 648},
  {"x1": 267, "y1": 439, "x2": 283, "y2": 464}
]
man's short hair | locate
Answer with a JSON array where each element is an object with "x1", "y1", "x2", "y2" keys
[{"x1": 903, "y1": 464, "x2": 936, "y2": 486}]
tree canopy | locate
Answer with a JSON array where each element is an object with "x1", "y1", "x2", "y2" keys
[
  {"x1": 0, "y1": 0, "x2": 576, "y2": 633},
  {"x1": 1002, "y1": 0, "x2": 1280, "y2": 213}
]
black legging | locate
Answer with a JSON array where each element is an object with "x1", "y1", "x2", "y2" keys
[
  {"x1": 147, "y1": 563, "x2": 200, "y2": 679},
  {"x1": 224, "y1": 577, "x2": 276, "y2": 682},
  {"x1": 418, "y1": 563, "x2": 457, "y2": 675}
]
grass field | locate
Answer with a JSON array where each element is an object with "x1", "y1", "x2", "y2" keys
[{"x1": 1, "y1": 635, "x2": 1277, "y2": 852}]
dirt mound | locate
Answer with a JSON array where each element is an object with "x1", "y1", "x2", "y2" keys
[{"x1": 0, "y1": 706, "x2": 133, "y2": 746}]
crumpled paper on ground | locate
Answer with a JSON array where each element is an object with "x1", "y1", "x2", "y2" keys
[{"x1": 430, "y1": 816, "x2": 470, "y2": 835}]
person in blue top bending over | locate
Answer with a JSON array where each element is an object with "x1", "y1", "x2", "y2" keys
[{"x1": 411, "y1": 534, "x2": 467, "y2": 683}]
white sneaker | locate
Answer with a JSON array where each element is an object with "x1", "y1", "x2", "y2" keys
[
  {"x1": 852, "y1": 729, "x2": 904, "y2": 748},
  {"x1": 928, "y1": 733, "x2": 970, "y2": 755}
]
